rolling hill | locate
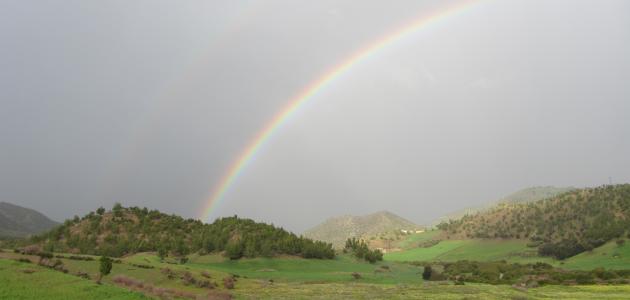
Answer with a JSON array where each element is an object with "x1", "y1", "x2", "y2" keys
[
  {"x1": 438, "y1": 184, "x2": 630, "y2": 259},
  {"x1": 303, "y1": 211, "x2": 422, "y2": 248},
  {"x1": 0, "y1": 202, "x2": 59, "y2": 238},
  {"x1": 28, "y1": 204, "x2": 334, "y2": 259}
]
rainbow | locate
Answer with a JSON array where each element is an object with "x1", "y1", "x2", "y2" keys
[{"x1": 199, "y1": 0, "x2": 481, "y2": 221}]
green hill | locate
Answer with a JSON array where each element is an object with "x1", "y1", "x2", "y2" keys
[
  {"x1": 438, "y1": 184, "x2": 630, "y2": 259},
  {"x1": 303, "y1": 211, "x2": 422, "y2": 248},
  {"x1": 29, "y1": 204, "x2": 334, "y2": 259},
  {"x1": 0, "y1": 202, "x2": 59, "y2": 238}
]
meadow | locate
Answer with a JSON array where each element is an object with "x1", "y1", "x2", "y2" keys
[
  {"x1": 386, "y1": 233, "x2": 630, "y2": 270},
  {"x1": 0, "y1": 259, "x2": 148, "y2": 300},
  {"x1": 3, "y1": 248, "x2": 630, "y2": 299}
]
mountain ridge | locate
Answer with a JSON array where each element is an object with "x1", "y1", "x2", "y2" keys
[{"x1": 0, "y1": 202, "x2": 59, "y2": 238}]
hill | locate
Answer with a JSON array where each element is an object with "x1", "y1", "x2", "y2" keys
[
  {"x1": 438, "y1": 184, "x2": 630, "y2": 259},
  {"x1": 432, "y1": 186, "x2": 576, "y2": 225},
  {"x1": 29, "y1": 204, "x2": 334, "y2": 259},
  {"x1": 303, "y1": 211, "x2": 421, "y2": 248},
  {"x1": 498, "y1": 186, "x2": 576, "y2": 204},
  {"x1": 0, "y1": 202, "x2": 59, "y2": 238}
]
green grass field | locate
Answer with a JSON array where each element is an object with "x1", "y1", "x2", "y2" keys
[
  {"x1": 385, "y1": 237, "x2": 630, "y2": 271},
  {"x1": 396, "y1": 230, "x2": 441, "y2": 249},
  {"x1": 0, "y1": 259, "x2": 148, "y2": 300},
  {"x1": 187, "y1": 253, "x2": 423, "y2": 284},
  {"x1": 385, "y1": 239, "x2": 550, "y2": 263},
  {"x1": 3, "y1": 247, "x2": 630, "y2": 299},
  {"x1": 560, "y1": 241, "x2": 630, "y2": 270}
]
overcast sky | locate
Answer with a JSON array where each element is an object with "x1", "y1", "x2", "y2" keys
[{"x1": 1, "y1": 0, "x2": 629, "y2": 232}]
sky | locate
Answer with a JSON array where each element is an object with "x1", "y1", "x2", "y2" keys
[{"x1": 1, "y1": 0, "x2": 629, "y2": 232}]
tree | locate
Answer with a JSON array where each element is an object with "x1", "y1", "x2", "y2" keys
[
  {"x1": 98, "y1": 256, "x2": 113, "y2": 283},
  {"x1": 157, "y1": 247, "x2": 167, "y2": 261},
  {"x1": 113, "y1": 203, "x2": 123, "y2": 218},
  {"x1": 225, "y1": 241, "x2": 243, "y2": 260},
  {"x1": 96, "y1": 207, "x2": 105, "y2": 215},
  {"x1": 422, "y1": 265, "x2": 432, "y2": 280}
]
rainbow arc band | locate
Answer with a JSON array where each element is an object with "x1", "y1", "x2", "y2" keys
[{"x1": 199, "y1": 0, "x2": 481, "y2": 221}]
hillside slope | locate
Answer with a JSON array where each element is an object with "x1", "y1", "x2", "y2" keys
[
  {"x1": 304, "y1": 211, "x2": 421, "y2": 248},
  {"x1": 438, "y1": 184, "x2": 630, "y2": 259},
  {"x1": 433, "y1": 186, "x2": 575, "y2": 225},
  {"x1": 498, "y1": 186, "x2": 576, "y2": 204},
  {"x1": 0, "y1": 202, "x2": 59, "y2": 237}
]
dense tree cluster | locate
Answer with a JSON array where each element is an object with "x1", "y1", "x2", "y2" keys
[
  {"x1": 343, "y1": 237, "x2": 383, "y2": 263},
  {"x1": 30, "y1": 205, "x2": 334, "y2": 259},
  {"x1": 438, "y1": 185, "x2": 630, "y2": 259}
]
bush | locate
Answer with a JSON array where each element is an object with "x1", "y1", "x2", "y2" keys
[
  {"x1": 422, "y1": 265, "x2": 432, "y2": 280},
  {"x1": 181, "y1": 271, "x2": 199, "y2": 286},
  {"x1": 161, "y1": 268, "x2": 176, "y2": 279},
  {"x1": 21, "y1": 245, "x2": 41, "y2": 255},
  {"x1": 17, "y1": 258, "x2": 31, "y2": 264},
  {"x1": 130, "y1": 263, "x2": 154, "y2": 269},
  {"x1": 351, "y1": 272, "x2": 361, "y2": 279},
  {"x1": 223, "y1": 276, "x2": 235, "y2": 289},
  {"x1": 99, "y1": 256, "x2": 113, "y2": 282},
  {"x1": 225, "y1": 241, "x2": 243, "y2": 260},
  {"x1": 76, "y1": 271, "x2": 91, "y2": 279}
]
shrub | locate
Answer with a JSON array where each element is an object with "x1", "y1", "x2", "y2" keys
[
  {"x1": 76, "y1": 271, "x2": 91, "y2": 279},
  {"x1": 223, "y1": 276, "x2": 235, "y2": 289},
  {"x1": 351, "y1": 272, "x2": 362, "y2": 279},
  {"x1": 21, "y1": 245, "x2": 41, "y2": 255},
  {"x1": 161, "y1": 268, "x2": 176, "y2": 279},
  {"x1": 181, "y1": 271, "x2": 196, "y2": 286},
  {"x1": 17, "y1": 258, "x2": 31, "y2": 264},
  {"x1": 130, "y1": 263, "x2": 154, "y2": 269},
  {"x1": 196, "y1": 279, "x2": 216, "y2": 289},
  {"x1": 422, "y1": 265, "x2": 432, "y2": 280},
  {"x1": 98, "y1": 256, "x2": 113, "y2": 283}
]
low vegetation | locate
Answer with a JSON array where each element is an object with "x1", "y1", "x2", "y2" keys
[
  {"x1": 420, "y1": 260, "x2": 630, "y2": 286},
  {"x1": 343, "y1": 238, "x2": 383, "y2": 263}
]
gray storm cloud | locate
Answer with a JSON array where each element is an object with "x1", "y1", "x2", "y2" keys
[{"x1": 1, "y1": 0, "x2": 629, "y2": 232}]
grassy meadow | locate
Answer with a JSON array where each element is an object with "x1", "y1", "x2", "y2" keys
[
  {"x1": 0, "y1": 259, "x2": 148, "y2": 300},
  {"x1": 385, "y1": 232, "x2": 630, "y2": 271},
  {"x1": 3, "y1": 247, "x2": 630, "y2": 299}
]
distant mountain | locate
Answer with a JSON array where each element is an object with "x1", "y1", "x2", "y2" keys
[
  {"x1": 0, "y1": 202, "x2": 59, "y2": 238},
  {"x1": 438, "y1": 184, "x2": 630, "y2": 259},
  {"x1": 303, "y1": 211, "x2": 421, "y2": 248},
  {"x1": 432, "y1": 186, "x2": 575, "y2": 225}
]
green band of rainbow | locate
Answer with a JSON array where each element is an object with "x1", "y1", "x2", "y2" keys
[{"x1": 199, "y1": 0, "x2": 481, "y2": 221}]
